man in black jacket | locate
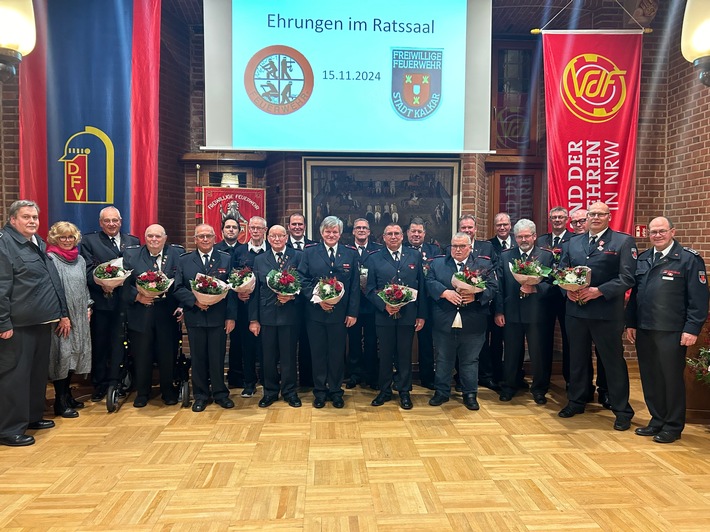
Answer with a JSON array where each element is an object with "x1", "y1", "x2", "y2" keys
[
  {"x1": 80, "y1": 206, "x2": 139, "y2": 401},
  {"x1": 0, "y1": 200, "x2": 69, "y2": 446},
  {"x1": 626, "y1": 216, "x2": 709, "y2": 443}
]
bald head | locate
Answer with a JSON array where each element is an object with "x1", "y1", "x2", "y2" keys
[{"x1": 145, "y1": 224, "x2": 167, "y2": 254}]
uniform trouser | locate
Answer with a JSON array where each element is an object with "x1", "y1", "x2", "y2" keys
[
  {"x1": 307, "y1": 321, "x2": 347, "y2": 401},
  {"x1": 479, "y1": 314, "x2": 504, "y2": 382},
  {"x1": 501, "y1": 321, "x2": 551, "y2": 396},
  {"x1": 433, "y1": 329, "x2": 485, "y2": 398},
  {"x1": 187, "y1": 325, "x2": 229, "y2": 402},
  {"x1": 636, "y1": 328, "x2": 686, "y2": 435},
  {"x1": 234, "y1": 307, "x2": 261, "y2": 386},
  {"x1": 546, "y1": 294, "x2": 570, "y2": 383},
  {"x1": 297, "y1": 320, "x2": 313, "y2": 387},
  {"x1": 90, "y1": 309, "x2": 125, "y2": 390},
  {"x1": 0, "y1": 324, "x2": 52, "y2": 436},
  {"x1": 226, "y1": 328, "x2": 243, "y2": 386},
  {"x1": 417, "y1": 319, "x2": 435, "y2": 386},
  {"x1": 261, "y1": 324, "x2": 298, "y2": 399},
  {"x1": 347, "y1": 312, "x2": 377, "y2": 384},
  {"x1": 377, "y1": 324, "x2": 414, "y2": 393},
  {"x1": 566, "y1": 316, "x2": 634, "y2": 420}
]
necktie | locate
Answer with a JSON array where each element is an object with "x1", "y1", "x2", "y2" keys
[
  {"x1": 521, "y1": 253, "x2": 528, "y2": 262},
  {"x1": 276, "y1": 251, "x2": 284, "y2": 267},
  {"x1": 457, "y1": 261, "x2": 465, "y2": 272},
  {"x1": 358, "y1": 246, "x2": 365, "y2": 256},
  {"x1": 110, "y1": 236, "x2": 119, "y2": 252},
  {"x1": 653, "y1": 251, "x2": 662, "y2": 265},
  {"x1": 151, "y1": 255, "x2": 160, "y2": 270},
  {"x1": 203, "y1": 253, "x2": 209, "y2": 269},
  {"x1": 295, "y1": 241, "x2": 302, "y2": 250},
  {"x1": 329, "y1": 247, "x2": 335, "y2": 266},
  {"x1": 393, "y1": 250, "x2": 399, "y2": 262},
  {"x1": 553, "y1": 236, "x2": 560, "y2": 248},
  {"x1": 588, "y1": 235, "x2": 597, "y2": 254},
  {"x1": 501, "y1": 240, "x2": 508, "y2": 249}
]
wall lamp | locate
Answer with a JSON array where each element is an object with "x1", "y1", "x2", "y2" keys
[
  {"x1": 0, "y1": 0, "x2": 36, "y2": 82},
  {"x1": 681, "y1": 0, "x2": 710, "y2": 86}
]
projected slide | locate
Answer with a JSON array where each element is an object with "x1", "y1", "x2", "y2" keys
[{"x1": 232, "y1": 0, "x2": 469, "y2": 152}]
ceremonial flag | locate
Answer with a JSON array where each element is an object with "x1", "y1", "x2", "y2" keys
[
  {"x1": 543, "y1": 31, "x2": 642, "y2": 235},
  {"x1": 202, "y1": 187, "x2": 266, "y2": 245},
  {"x1": 19, "y1": 0, "x2": 161, "y2": 237}
]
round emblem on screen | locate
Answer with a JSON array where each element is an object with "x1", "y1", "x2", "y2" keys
[
  {"x1": 560, "y1": 53, "x2": 627, "y2": 124},
  {"x1": 244, "y1": 45, "x2": 314, "y2": 115}
]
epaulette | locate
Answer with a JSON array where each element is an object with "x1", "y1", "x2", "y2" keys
[
  {"x1": 125, "y1": 244, "x2": 140, "y2": 249},
  {"x1": 179, "y1": 251, "x2": 191, "y2": 257},
  {"x1": 343, "y1": 244, "x2": 357, "y2": 250},
  {"x1": 216, "y1": 249, "x2": 231, "y2": 255},
  {"x1": 684, "y1": 247, "x2": 700, "y2": 256},
  {"x1": 432, "y1": 254, "x2": 445, "y2": 259},
  {"x1": 170, "y1": 243, "x2": 186, "y2": 250},
  {"x1": 304, "y1": 243, "x2": 318, "y2": 248},
  {"x1": 501, "y1": 247, "x2": 515, "y2": 253},
  {"x1": 367, "y1": 248, "x2": 379, "y2": 254}
]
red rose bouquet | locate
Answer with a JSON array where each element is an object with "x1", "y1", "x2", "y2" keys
[
  {"x1": 552, "y1": 266, "x2": 592, "y2": 305},
  {"x1": 451, "y1": 267, "x2": 486, "y2": 294},
  {"x1": 190, "y1": 273, "x2": 230, "y2": 306},
  {"x1": 228, "y1": 266, "x2": 256, "y2": 294},
  {"x1": 377, "y1": 283, "x2": 418, "y2": 319},
  {"x1": 136, "y1": 269, "x2": 173, "y2": 299},
  {"x1": 93, "y1": 259, "x2": 132, "y2": 298},
  {"x1": 310, "y1": 276, "x2": 345, "y2": 312},
  {"x1": 509, "y1": 258, "x2": 552, "y2": 299},
  {"x1": 266, "y1": 267, "x2": 301, "y2": 304}
]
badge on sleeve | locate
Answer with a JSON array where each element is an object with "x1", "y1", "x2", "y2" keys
[
  {"x1": 631, "y1": 247, "x2": 638, "y2": 260},
  {"x1": 700, "y1": 271, "x2": 707, "y2": 284}
]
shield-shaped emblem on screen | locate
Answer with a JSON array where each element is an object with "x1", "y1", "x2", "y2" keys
[{"x1": 391, "y1": 48, "x2": 442, "y2": 121}]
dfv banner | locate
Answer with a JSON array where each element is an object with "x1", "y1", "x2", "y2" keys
[{"x1": 543, "y1": 30, "x2": 643, "y2": 235}]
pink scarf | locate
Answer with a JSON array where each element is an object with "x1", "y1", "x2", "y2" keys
[{"x1": 47, "y1": 244, "x2": 79, "y2": 262}]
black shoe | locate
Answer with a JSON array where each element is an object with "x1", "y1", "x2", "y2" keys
[
  {"x1": 0, "y1": 434, "x2": 35, "y2": 447},
  {"x1": 478, "y1": 379, "x2": 501, "y2": 392},
  {"x1": 67, "y1": 390, "x2": 85, "y2": 409},
  {"x1": 241, "y1": 385, "x2": 256, "y2": 398},
  {"x1": 163, "y1": 397, "x2": 178, "y2": 406},
  {"x1": 54, "y1": 395, "x2": 79, "y2": 418},
  {"x1": 313, "y1": 398, "x2": 326, "y2": 409},
  {"x1": 91, "y1": 388, "x2": 106, "y2": 402},
  {"x1": 558, "y1": 405, "x2": 584, "y2": 418},
  {"x1": 613, "y1": 417, "x2": 631, "y2": 431},
  {"x1": 635, "y1": 425, "x2": 662, "y2": 437},
  {"x1": 429, "y1": 393, "x2": 449, "y2": 406},
  {"x1": 598, "y1": 392, "x2": 612, "y2": 410},
  {"x1": 27, "y1": 419, "x2": 55, "y2": 430},
  {"x1": 332, "y1": 397, "x2": 345, "y2": 409},
  {"x1": 345, "y1": 378, "x2": 360, "y2": 389},
  {"x1": 532, "y1": 394, "x2": 547, "y2": 405},
  {"x1": 258, "y1": 395, "x2": 277, "y2": 408},
  {"x1": 653, "y1": 431, "x2": 681, "y2": 444},
  {"x1": 133, "y1": 396, "x2": 148, "y2": 408},
  {"x1": 216, "y1": 397, "x2": 235, "y2": 409},
  {"x1": 499, "y1": 393, "x2": 513, "y2": 402},
  {"x1": 285, "y1": 395, "x2": 302, "y2": 408},
  {"x1": 463, "y1": 393, "x2": 479, "y2": 410},
  {"x1": 399, "y1": 392, "x2": 413, "y2": 410},
  {"x1": 371, "y1": 393, "x2": 392, "y2": 407},
  {"x1": 192, "y1": 399, "x2": 207, "y2": 412}
]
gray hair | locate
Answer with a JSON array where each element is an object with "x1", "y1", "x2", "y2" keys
[
  {"x1": 9, "y1": 200, "x2": 40, "y2": 219},
  {"x1": 99, "y1": 206, "x2": 121, "y2": 220},
  {"x1": 513, "y1": 219, "x2": 536, "y2": 235},
  {"x1": 320, "y1": 215, "x2": 343, "y2": 233},
  {"x1": 451, "y1": 232, "x2": 472, "y2": 245}
]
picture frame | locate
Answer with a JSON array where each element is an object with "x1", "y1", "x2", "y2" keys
[{"x1": 303, "y1": 157, "x2": 461, "y2": 248}]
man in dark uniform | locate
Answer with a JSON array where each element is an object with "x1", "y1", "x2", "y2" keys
[
  {"x1": 249, "y1": 224, "x2": 303, "y2": 408},
  {"x1": 536, "y1": 206, "x2": 573, "y2": 392},
  {"x1": 626, "y1": 216, "x2": 708, "y2": 443},
  {"x1": 405, "y1": 217, "x2": 440, "y2": 389},
  {"x1": 174, "y1": 224, "x2": 237, "y2": 412},
  {"x1": 122, "y1": 224, "x2": 184, "y2": 407},
  {"x1": 0, "y1": 200, "x2": 69, "y2": 446},
  {"x1": 427, "y1": 232, "x2": 498, "y2": 410},
  {"x1": 366, "y1": 223, "x2": 426, "y2": 409},
  {"x1": 495, "y1": 219, "x2": 555, "y2": 404},
  {"x1": 286, "y1": 212, "x2": 315, "y2": 388},
  {"x1": 215, "y1": 216, "x2": 241, "y2": 256},
  {"x1": 231, "y1": 216, "x2": 270, "y2": 398},
  {"x1": 558, "y1": 201, "x2": 637, "y2": 431},
  {"x1": 297, "y1": 216, "x2": 359, "y2": 409},
  {"x1": 80, "y1": 206, "x2": 139, "y2": 401},
  {"x1": 346, "y1": 217, "x2": 382, "y2": 389}
]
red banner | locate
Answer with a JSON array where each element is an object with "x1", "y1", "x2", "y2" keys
[
  {"x1": 543, "y1": 31, "x2": 642, "y2": 235},
  {"x1": 202, "y1": 187, "x2": 266, "y2": 245}
]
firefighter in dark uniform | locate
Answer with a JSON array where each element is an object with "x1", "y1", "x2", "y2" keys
[{"x1": 626, "y1": 216, "x2": 709, "y2": 444}]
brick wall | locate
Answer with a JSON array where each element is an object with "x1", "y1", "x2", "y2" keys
[{"x1": 0, "y1": 78, "x2": 20, "y2": 223}]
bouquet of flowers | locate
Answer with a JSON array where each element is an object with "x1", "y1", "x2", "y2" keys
[
  {"x1": 93, "y1": 259, "x2": 132, "y2": 298},
  {"x1": 266, "y1": 267, "x2": 301, "y2": 304},
  {"x1": 687, "y1": 338, "x2": 710, "y2": 386},
  {"x1": 552, "y1": 266, "x2": 592, "y2": 291},
  {"x1": 190, "y1": 273, "x2": 230, "y2": 306},
  {"x1": 310, "y1": 276, "x2": 345, "y2": 312},
  {"x1": 377, "y1": 283, "x2": 418, "y2": 319},
  {"x1": 451, "y1": 266, "x2": 487, "y2": 294},
  {"x1": 136, "y1": 269, "x2": 173, "y2": 299},
  {"x1": 228, "y1": 266, "x2": 256, "y2": 294},
  {"x1": 510, "y1": 258, "x2": 552, "y2": 298}
]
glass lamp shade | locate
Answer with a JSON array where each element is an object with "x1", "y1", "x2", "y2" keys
[
  {"x1": 0, "y1": 0, "x2": 36, "y2": 56},
  {"x1": 681, "y1": 0, "x2": 710, "y2": 63}
]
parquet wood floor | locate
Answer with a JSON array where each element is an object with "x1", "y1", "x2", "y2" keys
[{"x1": 2, "y1": 363, "x2": 710, "y2": 531}]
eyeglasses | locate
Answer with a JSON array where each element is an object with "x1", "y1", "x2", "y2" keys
[
  {"x1": 58, "y1": 235, "x2": 76, "y2": 241},
  {"x1": 195, "y1": 234, "x2": 215, "y2": 240},
  {"x1": 587, "y1": 212, "x2": 610, "y2": 218},
  {"x1": 649, "y1": 229, "x2": 671, "y2": 237},
  {"x1": 570, "y1": 219, "x2": 587, "y2": 225}
]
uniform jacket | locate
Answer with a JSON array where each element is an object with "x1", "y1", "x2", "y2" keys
[
  {"x1": 559, "y1": 228, "x2": 637, "y2": 321},
  {"x1": 426, "y1": 252, "x2": 497, "y2": 334},
  {"x1": 248, "y1": 247, "x2": 302, "y2": 326},
  {"x1": 80, "y1": 231, "x2": 140, "y2": 311},
  {"x1": 356, "y1": 240, "x2": 383, "y2": 315},
  {"x1": 214, "y1": 240, "x2": 240, "y2": 259},
  {"x1": 626, "y1": 241, "x2": 709, "y2": 335},
  {"x1": 297, "y1": 242, "x2": 360, "y2": 324},
  {"x1": 286, "y1": 236, "x2": 314, "y2": 250},
  {"x1": 174, "y1": 249, "x2": 238, "y2": 327},
  {"x1": 536, "y1": 231, "x2": 573, "y2": 267},
  {"x1": 494, "y1": 246, "x2": 555, "y2": 324},
  {"x1": 365, "y1": 246, "x2": 427, "y2": 327},
  {"x1": 489, "y1": 236, "x2": 516, "y2": 257},
  {"x1": 122, "y1": 243, "x2": 185, "y2": 332}
]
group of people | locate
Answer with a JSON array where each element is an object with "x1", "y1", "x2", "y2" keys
[{"x1": 0, "y1": 199, "x2": 707, "y2": 448}]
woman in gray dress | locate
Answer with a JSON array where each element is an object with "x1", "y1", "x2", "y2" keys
[{"x1": 46, "y1": 222, "x2": 92, "y2": 418}]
